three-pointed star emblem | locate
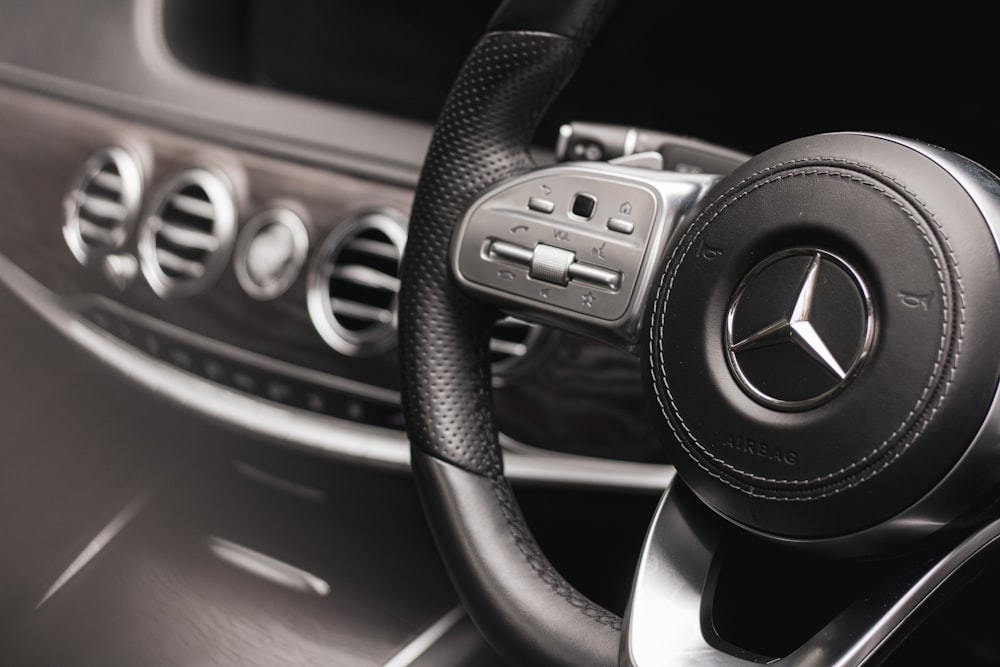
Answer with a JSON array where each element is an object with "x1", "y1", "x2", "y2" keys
[
  {"x1": 729, "y1": 253, "x2": 846, "y2": 379},
  {"x1": 725, "y1": 248, "x2": 875, "y2": 410}
]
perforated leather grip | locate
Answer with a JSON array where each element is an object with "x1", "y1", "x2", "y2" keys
[{"x1": 397, "y1": 3, "x2": 622, "y2": 665}]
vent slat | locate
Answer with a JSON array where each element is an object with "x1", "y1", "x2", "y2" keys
[
  {"x1": 168, "y1": 192, "x2": 216, "y2": 220},
  {"x1": 331, "y1": 264, "x2": 401, "y2": 292},
  {"x1": 155, "y1": 247, "x2": 207, "y2": 279},
  {"x1": 489, "y1": 338, "x2": 528, "y2": 358},
  {"x1": 90, "y1": 170, "x2": 123, "y2": 193},
  {"x1": 77, "y1": 218, "x2": 118, "y2": 245},
  {"x1": 346, "y1": 237, "x2": 401, "y2": 261},
  {"x1": 329, "y1": 298, "x2": 394, "y2": 324},
  {"x1": 157, "y1": 220, "x2": 221, "y2": 252},
  {"x1": 79, "y1": 194, "x2": 127, "y2": 222}
]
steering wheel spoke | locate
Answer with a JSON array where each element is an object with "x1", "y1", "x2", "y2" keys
[
  {"x1": 451, "y1": 161, "x2": 718, "y2": 350},
  {"x1": 625, "y1": 482, "x2": 1000, "y2": 666}
]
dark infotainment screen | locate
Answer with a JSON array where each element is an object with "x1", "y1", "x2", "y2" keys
[{"x1": 247, "y1": 1, "x2": 496, "y2": 126}]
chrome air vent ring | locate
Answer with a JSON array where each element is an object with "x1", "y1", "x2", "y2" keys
[
  {"x1": 138, "y1": 168, "x2": 237, "y2": 298},
  {"x1": 307, "y1": 209, "x2": 407, "y2": 357},
  {"x1": 63, "y1": 145, "x2": 143, "y2": 264}
]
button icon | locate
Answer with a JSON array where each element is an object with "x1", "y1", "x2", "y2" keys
[
  {"x1": 898, "y1": 291, "x2": 932, "y2": 310},
  {"x1": 698, "y1": 240, "x2": 723, "y2": 260}
]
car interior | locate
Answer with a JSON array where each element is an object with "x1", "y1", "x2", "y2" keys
[{"x1": 3, "y1": 1, "x2": 1000, "y2": 666}]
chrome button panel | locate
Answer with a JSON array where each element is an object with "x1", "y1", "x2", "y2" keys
[{"x1": 452, "y1": 162, "x2": 719, "y2": 347}]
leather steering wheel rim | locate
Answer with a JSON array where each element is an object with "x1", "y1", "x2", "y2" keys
[{"x1": 398, "y1": 1, "x2": 622, "y2": 665}]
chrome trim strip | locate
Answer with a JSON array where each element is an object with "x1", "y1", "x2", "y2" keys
[
  {"x1": 0, "y1": 252, "x2": 674, "y2": 491},
  {"x1": 207, "y1": 537, "x2": 330, "y2": 597},
  {"x1": 381, "y1": 605, "x2": 466, "y2": 667},
  {"x1": 36, "y1": 493, "x2": 150, "y2": 609}
]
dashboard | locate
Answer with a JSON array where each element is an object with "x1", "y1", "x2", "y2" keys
[{"x1": 3, "y1": 1, "x2": 1000, "y2": 665}]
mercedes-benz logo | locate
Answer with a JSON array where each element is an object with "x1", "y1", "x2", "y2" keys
[{"x1": 725, "y1": 248, "x2": 875, "y2": 411}]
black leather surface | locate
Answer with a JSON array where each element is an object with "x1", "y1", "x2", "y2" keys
[
  {"x1": 397, "y1": 4, "x2": 623, "y2": 664},
  {"x1": 488, "y1": 0, "x2": 619, "y2": 45},
  {"x1": 412, "y1": 453, "x2": 621, "y2": 667},
  {"x1": 399, "y1": 29, "x2": 587, "y2": 476}
]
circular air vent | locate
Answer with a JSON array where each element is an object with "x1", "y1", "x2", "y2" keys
[
  {"x1": 307, "y1": 209, "x2": 407, "y2": 356},
  {"x1": 63, "y1": 146, "x2": 143, "y2": 264},
  {"x1": 138, "y1": 169, "x2": 237, "y2": 298}
]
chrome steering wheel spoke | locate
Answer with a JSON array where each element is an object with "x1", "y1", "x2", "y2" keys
[{"x1": 623, "y1": 482, "x2": 1000, "y2": 666}]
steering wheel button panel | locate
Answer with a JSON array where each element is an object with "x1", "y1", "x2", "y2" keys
[{"x1": 453, "y1": 163, "x2": 717, "y2": 345}]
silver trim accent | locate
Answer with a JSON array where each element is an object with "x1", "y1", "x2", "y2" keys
[
  {"x1": 725, "y1": 248, "x2": 875, "y2": 411},
  {"x1": 623, "y1": 127, "x2": 638, "y2": 156},
  {"x1": 489, "y1": 316, "x2": 557, "y2": 379},
  {"x1": 36, "y1": 493, "x2": 150, "y2": 609},
  {"x1": 556, "y1": 124, "x2": 574, "y2": 162},
  {"x1": 137, "y1": 168, "x2": 237, "y2": 298},
  {"x1": 0, "y1": 251, "x2": 672, "y2": 491},
  {"x1": 623, "y1": 480, "x2": 1000, "y2": 665},
  {"x1": 207, "y1": 537, "x2": 330, "y2": 596},
  {"x1": 63, "y1": 145, "x2": 143, "y2": 265},
  {"x1": 381, "y1": 606, "x2": 466, "y2": 667},
  {"x1": 233, "y1": 207, "x2": 310, "y2": 301},
  {"x1": 307, "y1": 209, "x2": 407, "y2": 357}
]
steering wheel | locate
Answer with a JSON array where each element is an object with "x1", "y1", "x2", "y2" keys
[{"x1": 397, "y1": 1, "x2": 1000, "y2": 665}]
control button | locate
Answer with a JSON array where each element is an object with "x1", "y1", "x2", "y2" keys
[
  {"x1": 232, "y1": 371, "x2": 257, "y2": 393},
  {"x1": 568, "y1": 262, "x2": 622, "y2": 291},
  {"x1": 571, "y1": 193, "x2": 597, "y2": 219},
  {"x1": 607, "y1": 218, "x2": 635, "y2": 235},
  {"x1": 168, "y1": 348, "x2": 194, "y2": 370},
  {"x1": 306, "y1": 392, "x2": 327, "y2": 413},
  {"x1": 203, "y1": 359, "x2": 227, "y2": 381},
  {"x1": 528, "y1": 197, "x2": 555, "y2": 214},
  {"x1": 530, "y1": 244, "x2": 576, "y2": 285},
  {"x1": 489, "y1": 240, "x2": 534, "y2": 267},
  {"x1": 266, "y1": 381, "x2": 293, "y2": 403}
]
